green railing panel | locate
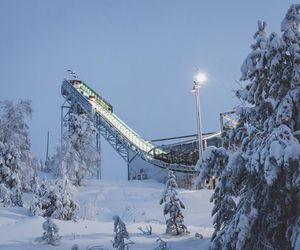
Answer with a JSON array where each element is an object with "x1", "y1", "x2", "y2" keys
[{"x1": 74, "y1": 81, "x2": 158, "y2": 154}]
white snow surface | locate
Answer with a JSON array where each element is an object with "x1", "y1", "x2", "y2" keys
[{"x1": 0, "y1": 179, "x2": 214, "y2": 249}]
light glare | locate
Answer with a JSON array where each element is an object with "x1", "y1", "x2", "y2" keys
[{"x1": 195, "y1": 72, "x2": 207, "y2": 85}]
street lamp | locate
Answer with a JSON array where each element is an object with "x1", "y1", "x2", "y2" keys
[{"x1": 192, "y1": 71, "x2": 207, "y2": 160}]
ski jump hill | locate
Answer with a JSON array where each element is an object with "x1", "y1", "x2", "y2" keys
[{"x1": 61, "y1": 78, "x2": 221, "y2": 188}]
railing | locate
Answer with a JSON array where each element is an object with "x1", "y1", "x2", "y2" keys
[
  {"x1": 69, "y1": 80, "x2": 157, "y2": 154},
  {"x1": 93, "y1": 102, "x2": 154, "y2": 153},
  {"x1": 64, "y1": 79, "x2": 194, "y2": 166},
  {"x1": 61, "y1": 80, "x2": 93, "y2": 114},
  {"x1": 79, "y1": 82, "x2": 113, "y2": 113},
  {"x1": 294, "y1": 130, "x2": 300, "y2": 136}
]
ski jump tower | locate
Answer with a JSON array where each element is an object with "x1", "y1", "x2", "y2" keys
[{"x1": 61, "y1": 78, "x2": 221, "y2": 187}]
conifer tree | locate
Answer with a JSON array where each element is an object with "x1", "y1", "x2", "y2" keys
[
  {"x1": 51, "y1": 113, "x2": 100, "y2": 186},
  {"x1": 0, "y1": 100, "x2": 38, "y2": 206},
  {"x1": 30, "y1": 178, "x2": 79, "y2": 220},
  {"x1": 38, "y1": 218, "x2": 61, "y2": 246},
  {"x1": 159, "y1": 170, "x2": 188, "y2": 235},
  {"x1": 196, "y1": 5, "x2": 300, "y2": 249},
  {"x1": 112, "y1": 215, "x2": 131, "y2": 250},
  {"x1": 155, "y1": 238, "x2": 169, "y2": 250}
]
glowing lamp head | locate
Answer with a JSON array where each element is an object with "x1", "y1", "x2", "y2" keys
[{"x1": 195, "y1": 72, "x2": 207, "y2": 85}]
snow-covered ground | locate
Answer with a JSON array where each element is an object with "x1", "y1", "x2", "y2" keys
[{"x1": 0, "y1": 179, "x2": 214, "y2": 250}]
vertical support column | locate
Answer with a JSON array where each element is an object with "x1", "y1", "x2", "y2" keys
[
  {"x1": 219, "y1": 113, "x2": 224, "y2": 133},
  {"x1": 61, "y1": 104, "x2": 64, "y2": 149},
  {"x1": 96, "y1": 132, "x2": 101, "y2": 179},
  {"x1": 61, "y1": 100, "x2": 72, "y2": 147},
  {"x1": 46, "y1": 131, "x2": 50, "y2": 161},
  {"x1": 45, "y1": 131, "x2": 50, "y2": 170},
  {"x1": 61, "y1": 100, "x2": 73, "y2": 174},
  {"x1": 127, "y1": 148, "x2": 130, "y2": 181},
  {"x1": 127, "y1": 163, "x2": 130, "y2": 181},
  {"x1": 204, "y1": 139, "x2": 208, "y2": 149},
  {"x1": 195, "y1": 87, "x2": 203, "y2": 158},
  {"x1": 94, "y1": 113, "x2": 102, "y2": 180}
]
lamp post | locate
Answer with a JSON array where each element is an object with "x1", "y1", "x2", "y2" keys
[{"x1": 192, "y1": 72, "x2": 207, "y2": 160}]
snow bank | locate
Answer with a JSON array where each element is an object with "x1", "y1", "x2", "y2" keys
[{"x1": 0, "y1": 179, "x2": 214, "y2": 250}]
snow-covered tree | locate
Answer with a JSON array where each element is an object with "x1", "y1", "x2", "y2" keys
[
  {"x1": 112, "y1": 215, "x2": 131, "y2": 250},
  {"x1": 71, "y1": 244, "x2": 79, "y2": 250},
  {"x1": 51, "y1": 113, "x2": 100, "y2": 186},
  {"x1": 196, "y1": 5, "x2": 300, "y2": 250},
  {"x1": 159, "y1": 170, "x2": 188, "y2": 235},
  {"x1": 30, "y1": 178, "x2": 79, "y2": 220},
  {"x1": 0, "y1": 100, "x2": 38, "y2": 207},
  {"x1": 155, "y1": 238, "x2": 169, "y2": 250},
  {"x1": 36, "y1": 218, "x2": 61, "y2": 246}
]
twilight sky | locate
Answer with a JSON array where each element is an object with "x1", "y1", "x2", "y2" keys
[{"x1": 0, "y1": 0, "x2": 294, "y2": 179}]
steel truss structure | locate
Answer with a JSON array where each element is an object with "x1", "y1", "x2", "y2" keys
[{"x1": 61, "y1": 78, "x2": 221, "y2": 187}]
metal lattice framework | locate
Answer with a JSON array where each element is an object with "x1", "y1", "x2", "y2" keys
[
  {"x1": 60, "y1": 77, "x2": 300, "y2": 186},
  {"x1": 220, "y1": 111, "x2": 238, "y2": 132},
  {"x1": 61, "y1": 79, "x2": 207, "y2": 179}
]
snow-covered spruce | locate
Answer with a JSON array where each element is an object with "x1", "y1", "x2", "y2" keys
[
  {"x1": 50, "y1": 113, "x2": 100, "y2": 186},
  {"x1": 196, "y1": 5, "x2": 300, "y2": 250},
  {"x1": 112, "y1": 215, "x2": 133, "y2": 250},
  {"x1": 35, "y1": 218, "x2": 61, "y2": 246},
  {"x1": 194, "y1": 146, "x2": 228, "y2": 188},
  {"x1": 155, "y1": 238, "x2": 169, "y2": 250},
  {"x1": 159, "y1": 170, "x2": 188, "y2": 235},
  {"x1": 0, "y1": 100, "x2": 39, "y2": 207},
  {"x1": 71, "y1": 244, "x2": 79, "y2": 250},
  {"x1": 30, "y1": 178, "x2": 79, "y2": 220},
  {"x1": 195, "y1": 232, "x2": 204, "y2": 239}
]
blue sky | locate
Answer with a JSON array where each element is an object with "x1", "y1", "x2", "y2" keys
[{"x1": 0, "y1": 0, "x2": 294, "y2": 179}]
